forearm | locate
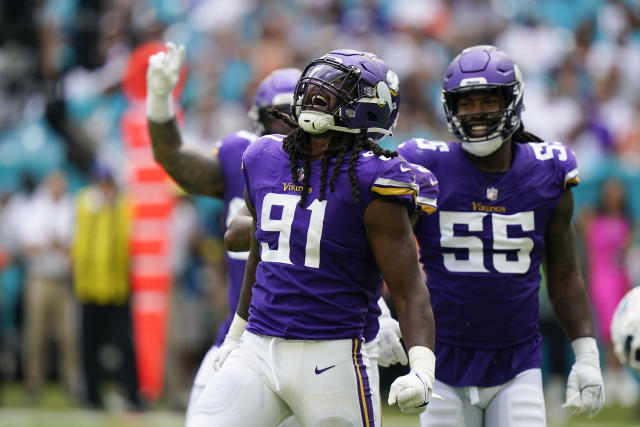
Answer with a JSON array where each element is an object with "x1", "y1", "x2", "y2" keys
[
  {"x1": 387, "y1": 278, "x2": 436, "y2": 414},
  {"x1": 148, "y1": 119, "x2": 224, "y2": 197},
  {"x1": 549, "y1": 273, "x2": 595, "y2": 340},
  {"x1": 236, "y1": 214, "x2": 259, "y2": 320},
  {"x1": 148, "y1": 117, "x2": 182, "y2": 163},
  {"x1": 365, "y1": 200, "x2": 434, "y2": 350},
  {"x1": 393, "y1": 284, "x2": 435, "y2": 350},
  {"x1": 236, "y1": 256, "x2": 256, "y2": 320},
  {"x1": 545, "y1": 189, "x2": 595, "y2": 340}
]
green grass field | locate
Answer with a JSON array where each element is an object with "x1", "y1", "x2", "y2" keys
[{"x1": 0, "y1": 382, "x2": 638, "y2": 427}]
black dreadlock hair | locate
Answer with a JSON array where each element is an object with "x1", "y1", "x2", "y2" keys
[
  {"x1": 268, "y1": 108, "x2": 397, "y2": 206},
  {"x1": 511, "y1": 124, "x2": 543, "y2": 143}
]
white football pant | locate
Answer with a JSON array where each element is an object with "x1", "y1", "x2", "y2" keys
[
  {"x1": 187, "y1": 331, "x2": 380, "y2": 427},
  {"x1": 420, "y1": 368, "x2": 546, "y2": 427}
]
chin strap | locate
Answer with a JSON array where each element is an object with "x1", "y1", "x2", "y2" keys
[
  {"x1": 326, "y1": 124, "x2": 362, "y2": 134},
  {"x1": 461, "y1": 135, "x2": 504, "y2": 157},
  {"x1": 367, "y1": 127, "x2": 393, "y2": 137},
  {"x1": 325, "y1": 125, "x2": 392, "y2": 137},
  {"x1": 298, "y1": 111, "x2": 392, "y2": 137}
]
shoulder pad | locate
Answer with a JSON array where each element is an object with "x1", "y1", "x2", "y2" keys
[
  {"x1": 526, "y1": 141, "x2": 579, "y2": 189},
  {"x1": 409, "y1": 163, "x2": 438, "y2": 214},
  {"x1": 398, "y1": 138, "x2": 451, "y2": 165}
]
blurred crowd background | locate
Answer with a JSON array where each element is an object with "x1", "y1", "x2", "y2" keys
[{"x1": 0, "y1": 0, "x2": 639, "y2": 422}]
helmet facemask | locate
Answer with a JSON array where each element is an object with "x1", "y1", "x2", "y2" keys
[
  {"x1": 296, "y1": 62, "x2": 361, "y2": 114},
  {"x1": 441, "y1": 45, "x2": 525, "y2": 156},
  {"x1": 292, "y1": 54, "x2": 397, "y2": 141},
  {"x1": 293, "y1": 61, "x2": 362, "y2": 135},
  {"x1": 443, "y1": 83, "x2": 522, "y2": 145}
]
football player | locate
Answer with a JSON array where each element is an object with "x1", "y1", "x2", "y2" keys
[
  {"x1": 185, "y1": 48, "x2": 438, "y2": 426},
  {"x1": 398, "y1": 45, "x2": 605, "y2": 426},
  {"x1": 222, "y1": 147, "x2": 440, "y2": 423},
  {"x1": 146, "y1": 45, "x2": 301, "y2": 424}
]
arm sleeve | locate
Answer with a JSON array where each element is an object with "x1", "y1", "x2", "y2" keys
[
  {"x1": 369, "y1": 158, "x2": 419, "y2": 211},
  {"x1": 549, "y1": 141, "x2": 579, "y2": 189},
  {"x1": 410, "y1": 163, "x2": 438, "y2": 214},
  {"x1": 241, "y1": 149, "x2": 254, "y2": 208},
  {"x1": 397, "y1": 139, "x2": 420, "y2": 164}
]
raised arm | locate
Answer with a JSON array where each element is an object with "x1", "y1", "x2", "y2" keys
[
  {"x1": 146, "y1": 42, "x2": 224, "y2": 197},
  {"x1": 544, "y1": 189, "x2": 604, "y2": 417},
  {"x1": 364, "y1": 198, "x2": 435, "y2": 414},
  {"x1": 148, "y1": 119, "x2": 224, "y2": 197}
]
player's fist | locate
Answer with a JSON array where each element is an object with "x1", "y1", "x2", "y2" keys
[
  {"x1": 388, "y1": 370, "x2": 432, "y2": 414},
  {"x1": 387, "y1": 346, "x2": 435, "y2": 414},
  {"x1": 562, "y1": 337, "x2": 605, "y2": 418},
  {"x1": 147, "y1": 42, "x2": 185, "y2": 97}
]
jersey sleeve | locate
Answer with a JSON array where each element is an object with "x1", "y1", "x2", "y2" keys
[
  {"x1": 217, "y1": 130, "x2": 257, "y2": 164},
  {"x1": 409, "y1": 163, "x2": 438, "y2": 214},
  {"x1": 241, "y1": 153, "x2": 251, "y2": 207},
  {"x1": 241, "y1": 135, "x2": 282, "y2": 208},
  {"x1": 241, "y1": 138, "x2": 259, "y2": 208},
  {"x1": 398, "y1": 138, "x2": 451, "y2": 170},
  {"x1": 397, "y1": 138, "x2": 421, "y2": 164},
  {"x1": 528, "y1": 141, "x2": 580, "y2": 190},
  {"x1": 368, "y1": 157, "x2": 419, "y2": 211},
  {"x1": 559, "y1": 144, "x2": 579, "y2": 189}
]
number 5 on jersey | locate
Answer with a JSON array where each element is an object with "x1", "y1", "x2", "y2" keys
[
  {"x1": 260, "y1": 193, "x2": 327, "y2": 268},
  {"x1": 439, "y1": 211, "x2": 534, "y2": 274}
]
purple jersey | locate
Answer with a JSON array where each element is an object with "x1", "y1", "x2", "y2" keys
[
  {"x1": 214, "y1": 130, "x2": 258, "y2": 345},
  {"x1": 398, "y1": 138, "x2": 579, "y2": 386},
  {"x1": 242, "y1": 135, "x2": 422, "y2": 340}
]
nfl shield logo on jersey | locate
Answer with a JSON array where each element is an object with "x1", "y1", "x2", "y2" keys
[
  {"x1": 486, "y1": 187, "x2": 498, "y2": 201},
  {"x1": 297, "y1": 166, "x2": 305, "y2": 183}
]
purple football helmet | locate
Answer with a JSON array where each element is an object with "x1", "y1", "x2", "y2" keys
[
  {"x1": 248, "y1": 67, "x2": 301, "y2": 135},
  {"x1": 441, "y1": 45, "x2": 524, "y2": 146},
  {"x1": 292, "y1": 49, "x2": 400, "y2": 142}
]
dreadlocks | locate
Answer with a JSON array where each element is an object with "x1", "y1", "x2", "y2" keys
[
  {"x1": 512, "y1": 124, "x2": 543, "y2": 143},
  {"x1": 268, "y1": 108, "x2": 397, "y2": 206}
]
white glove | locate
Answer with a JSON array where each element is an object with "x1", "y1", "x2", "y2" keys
[
  {"x1": 146, "y1": 42, "x2": 185, "y2": 122},
  {"x1": 376, "y1": 298, "x2": 408, "y2": 367},
  {"x1": 562, "y1": 337, "x2": 605, "y2": 418},
  {"x1": 213, "y1": 313, "x2": 247, "y2": 370},
  {"x1": 388, "y1": 346, "x2": 435, "y2": 414}
]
